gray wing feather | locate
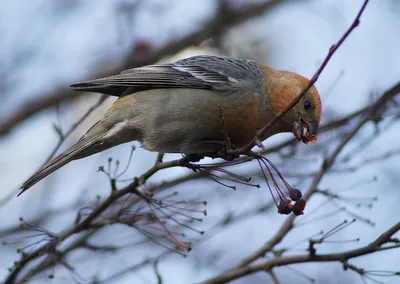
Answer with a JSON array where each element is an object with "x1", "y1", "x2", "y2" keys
[
  {"x1": 174, "y1": 55, "x2": 264, "y2": 93},
  {"x1": 71, "y1": 55, "x2": 264, "y2": 97}
]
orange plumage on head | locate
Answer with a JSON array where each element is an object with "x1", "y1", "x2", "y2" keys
[{"x1": 261, "y1": 66, "x2": 322, "y2": 143}]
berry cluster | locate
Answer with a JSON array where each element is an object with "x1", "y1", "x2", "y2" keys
[
  {"x1": 277, "y1": 189, "x2": 306, "y2": 216},
  {"x1": 255, "y1": 155, "x2": 306, "y2": 216}
]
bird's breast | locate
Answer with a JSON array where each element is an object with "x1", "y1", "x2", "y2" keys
[{"x1": 130, "y1": 88, "x2": 271, "y2": 153}]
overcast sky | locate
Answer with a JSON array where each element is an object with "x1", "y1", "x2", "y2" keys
[{"x1": 1, "y1": 0, "x2": 400, "y2": 283}]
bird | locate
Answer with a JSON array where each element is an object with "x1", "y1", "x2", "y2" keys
[{"x1": 19, "y1": 55, "x2": 321, "y2": 195}]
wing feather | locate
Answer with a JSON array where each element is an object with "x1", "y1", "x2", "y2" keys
[{"x1": 70, "y1": 55, "x2": 264, "y2": 97}]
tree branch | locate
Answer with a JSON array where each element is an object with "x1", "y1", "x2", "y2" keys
[{"x1": 200, "y1": 222, "x2": 400, "y2": 284}]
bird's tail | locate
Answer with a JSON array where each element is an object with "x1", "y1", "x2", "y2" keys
[{"x1": 19, "y1": 133, "x2": 103, "y2": 196}]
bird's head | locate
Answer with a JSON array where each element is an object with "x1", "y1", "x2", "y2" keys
[
  {"x1": 288, "y1": 85, "x2": 321, "y2": 144},
  {"x1": 265, "y1": 68, "x2": 322, "y2": 144}
]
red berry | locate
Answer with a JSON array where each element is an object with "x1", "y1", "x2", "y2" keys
[
  {"x1": 293, "y1": 199, "x2": 306, "y2": 216},
  {"x1": 289, "y1": 188, "x2": 302, "y2": 201},
  {"x1": 278, "y1": 199, "x2": 293, "y2": 215}
]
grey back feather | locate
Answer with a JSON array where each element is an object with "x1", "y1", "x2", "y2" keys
[{"x1": 70, "y1": 55, "x2": 264, "y2": 97}]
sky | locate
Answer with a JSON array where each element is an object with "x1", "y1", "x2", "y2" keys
[{"x1": 1, "y1": 0, "x2": 400, "y2": 283}]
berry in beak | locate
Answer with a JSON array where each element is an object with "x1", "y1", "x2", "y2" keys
[{"x1": 293, "y1": 120, "x2": 318, "y2": 144}]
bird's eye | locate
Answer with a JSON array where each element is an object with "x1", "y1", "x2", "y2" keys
[{"x1": 304, "y1": 100, "x2": 312, "y2": 110}]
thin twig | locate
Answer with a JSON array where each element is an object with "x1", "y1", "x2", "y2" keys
[
  {"x1": 218, "y1": 105, "x2": 232, "y2": 151},
  {"x1": 44, "y1": 94, "x2": 108, "y2": 165}
]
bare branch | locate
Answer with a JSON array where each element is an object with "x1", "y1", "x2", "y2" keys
[{"x1": 200, "y1": 222, "x2": 400, "y2": 284}]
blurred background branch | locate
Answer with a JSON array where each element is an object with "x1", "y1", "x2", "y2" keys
[{"x1": 0, "y1": 0, "x2": 287, "y2": 137}]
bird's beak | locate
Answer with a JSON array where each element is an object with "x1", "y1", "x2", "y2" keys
[{"x1": 293, "y1": 120, "x2": 319, "y2": 144}]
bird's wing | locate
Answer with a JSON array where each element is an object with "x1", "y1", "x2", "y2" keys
[{"x1": 70, "y1": 55, "x2": 264, "y2": 97}]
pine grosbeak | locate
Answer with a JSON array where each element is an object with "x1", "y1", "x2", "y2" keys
[{"x1": 20, "y1": 55, "x2": 321, "y2": 194}]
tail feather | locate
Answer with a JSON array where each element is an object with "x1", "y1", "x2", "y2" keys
[{"x1": 19, "y1": 134, "x2": 103, "y2": 196}]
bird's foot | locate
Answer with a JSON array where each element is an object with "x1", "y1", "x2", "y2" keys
[{"x1": 183, "y1": 154, "x2": 205, "y2": 163}]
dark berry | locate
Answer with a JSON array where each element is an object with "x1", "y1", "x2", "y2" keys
[
  {"x1": 289, "y1": 188, "x2": 302, "y2": 201},
  {"x1": 278, "y1": 199, "x2": 293, "y2": 215},
  {"x1": 293, "y1": 199, "x2": 306, "y2": 216}
]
